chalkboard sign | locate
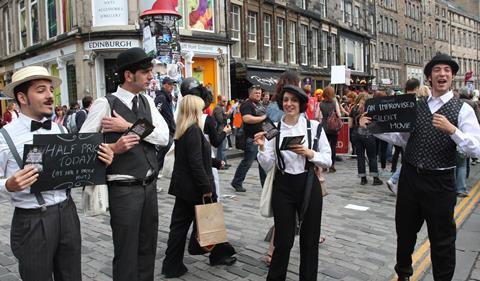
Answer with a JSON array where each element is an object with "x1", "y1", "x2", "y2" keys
[
  {"x1": 365, "y1": 95, "x2": 417, "y2": 133},
  {"x1": 29, "y1": 133, "x2": 106, "y2": 193}
]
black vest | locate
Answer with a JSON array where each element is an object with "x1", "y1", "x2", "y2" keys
[
  {"x1": 404, "y1": 96, "x2": 463, "y2": 169},
  {"x1": 104, "y1": 94, "x2": 158, "y2": 178}
]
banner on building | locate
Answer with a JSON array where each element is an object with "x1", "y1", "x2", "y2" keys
[{"x1": 92, "y1": 0, "x2": 128, "y2": 27}]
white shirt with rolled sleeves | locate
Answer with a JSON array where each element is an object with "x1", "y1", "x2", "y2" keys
[
  {"x1": 257, "y1": 117, "x2": 332, "y2": 174},
  {"x1": 375, "y1": 91, "x2": 480, "y2": 158},
  {"x1": 0, "y1": 114, "x2": 68, "y2": 209},
  {"x1": 80, "y1": 86, "x2": 169, "y2": 180}
]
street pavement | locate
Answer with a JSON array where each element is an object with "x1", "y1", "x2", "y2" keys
[{"x1": 0, "y1": 153, "x2": 479, "y2": 281}]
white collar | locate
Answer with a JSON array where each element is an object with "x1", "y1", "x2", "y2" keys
[
  {"x1": 428, "y1": 90, "x2": 453, "y2": 104},
  {"x1": 116, "y1": 86, "x2": 139, "y2": 103}
]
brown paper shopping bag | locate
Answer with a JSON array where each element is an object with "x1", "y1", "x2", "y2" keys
[{"x1": 195, "y1": 198, "x2": 228, "y2": 247}]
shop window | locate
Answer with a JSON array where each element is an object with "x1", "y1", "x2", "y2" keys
[
  {"x1": 66, "y1": 64, "x2": 77, "y2": 103},
  {"x1": 105, "y1": 59, "x2": 120, "y2": 95}
]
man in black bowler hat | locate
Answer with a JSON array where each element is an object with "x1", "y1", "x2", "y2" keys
[
  {"x1": 80, "y1": 47, "x2": 169, "y2": 281},
  {"x1": 362, "y1": 53, "x2": 480, "y2": 280}
]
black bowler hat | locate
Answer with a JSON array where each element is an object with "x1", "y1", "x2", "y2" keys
[
  {"x1": 424, "y1": 53, "x2": 459, "y2": 77},
  {"x1": 280, "y1": 85, "x2": 309, "y2": 103},
  {"x1": 116, "y1": 47, "x2": 153, "y2": 72}
]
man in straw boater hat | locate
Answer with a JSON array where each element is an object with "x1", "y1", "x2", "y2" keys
[
  {"x1": 361, "y1": 53, "x2": 480, "y2": 280},
  {"x1": 0, "y1": 66, "x2": 113, "y2": 280},
  {"x1": 80, "y1": 47, "x2": 169, "y2": 281}
]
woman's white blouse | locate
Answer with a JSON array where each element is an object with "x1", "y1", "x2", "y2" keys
[{"x1": 257, "y1": 117, "x2": 332, "y2": 174}]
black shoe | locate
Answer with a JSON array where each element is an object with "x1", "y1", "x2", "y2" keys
[
  {"x1": 329, "y1": 166, "x2": 336, "y2": 173},
  {"x1": 397, "y1": 276, "x2": 410, "y2": 281},
  {"x1": 231, "y1": 183, "x2": 246, "y2": 192},
  {"x1": 210, "y1": 256, "x2": 237, "y2": 266},
  {"x1": 373, "y1": 177, "x2": 383, "y2": 185},
  {"x1": 224, "y1": 164, "x2": 232, "y2": 168},
  {"x1": 360, "y1": 177, "x2": 367, "y2": 185},
  {"x1": 162, "y1": 265, "x2": 188, "y2": 278}
]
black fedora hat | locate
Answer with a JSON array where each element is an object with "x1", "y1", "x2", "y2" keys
[
  {"x1": 117, "y1": 47, "x2": 153, "y2": 72},
  {"x1": 424, "y1": 53, "x2": 459, "y2": 77}
]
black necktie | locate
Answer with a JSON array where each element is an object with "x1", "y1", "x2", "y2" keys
[
  {"x1": 31, "y1": 120, "x2": 52, "y2": 131},
  {"x1": 132, "y1": 96, "x2": 138, "y2": 116}
]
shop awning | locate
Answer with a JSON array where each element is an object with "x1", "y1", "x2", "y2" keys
[{"x1": 246, "y1": 69, "x2": 282, "y2": 92}]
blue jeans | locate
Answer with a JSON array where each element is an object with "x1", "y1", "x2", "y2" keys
[
  {"x1": 231, "y1": 138, "x2": 266, "y2": 188},
  {"x1": 390, "y1": 167, "x2": 401, "y2": 184},
  {"x1": 216, "y1": 138, "x2": 227, "y2": 162},
  {"x1": 455, "y1": 153, "x2": 467, "y2": 193},
  {"x1": 353, "y1": 134, "x2": 379, "y2": 177}
]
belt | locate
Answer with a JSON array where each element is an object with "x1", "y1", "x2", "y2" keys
[
  {"x1": 15, "y1": 197, "x2": 72, "y2": 215},
  {"x1": 406, "y1": 162, "x2": 455, "y2": 175},
  {"x1": 109, "y1": 173, "x2": 157, "y2": 187}
]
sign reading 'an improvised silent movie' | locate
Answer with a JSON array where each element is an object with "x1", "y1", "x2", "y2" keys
[
  {"x1": 29, "y1": 133, "x2": 106, "y2": 193},
  {"x1": 365, "y1": 94, "x2": 417, "y2": 133}
]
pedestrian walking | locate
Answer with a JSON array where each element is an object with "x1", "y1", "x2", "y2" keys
[
  {"x1": 231, "y1": 85, "x2": 267, "y2": 191},
  {"x1": 80, "y1": 47, "x2": 169, "y2": 281},
  {"x1": 161, "y1": 95, "x2": 236, "y2": 278},
  {"x1": 155, "y1": 77, "x2": 177, "y2": 170},
  {"x1": 320, "y1": 86, "x2": 343, "y2": 173},
  {"x1": 256, "y1": 85, "x2": 331, "y2": 281},
  {"x1": 362, "y1": 53, "x2": 480, "y2": 281},
  {"x1": 213, "y1": 95, "x2": 232, "y2": 168},
  {"x1": 0, "y1": 66, "x2": 113, "y2": 281}
]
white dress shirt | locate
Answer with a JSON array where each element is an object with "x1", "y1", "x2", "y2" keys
[
  {"x1": 0, "y1": 114, "x2": 68, "y2": 209},
  {"x1": 258, "y1": 116, "x2": 332, "y2": 174},
  {"x1": 376, "y1": 91, "x2": 480, "y2": 158},
  {"x1": 80, "y1": 86, "x2": 169, "y2": 180}
]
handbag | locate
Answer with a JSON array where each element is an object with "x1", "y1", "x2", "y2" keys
[
  {"x1": 195, "y1": 198, "x2": 228, "y2": 247},
  {"x1": 82, "y1": 184, "x2": 109, "y2": 217},
  {"x1": 326, "y1": 110, "x2": 343, "y2": 133},
  {"x1": 315, "y1": 166, "x2": 329, "y2": 197},
  {"x1": 161, "y1": 143, "x2": 175, "y2": 179},
  {"x1": 259, "y1": 167, "x2": 276, "y2": 217}
]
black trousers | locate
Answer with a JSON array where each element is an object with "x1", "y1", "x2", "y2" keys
[
  {"x1": 162, "y1": 197, "x2": 235, "y2": 276},
  {"x1": 108, "y1": 180, "x2": 159, "y2": 281},
  {"x1": 376, "y1": 138, "x2": 388, "y2": 169},
  {"x1": 395, "y1": 163, "x2": 457, "y2": 280},
  {"x1": 10, "y1": 198, "x2": 81, "y2": 281},
  {"x1": 326, "y1": 133, "x2": 338, "y2": 165},
  {"x1": 391, "y1": 146, "x2": 403, "y2": 172},
  {"x1": 267, "y1": 171, "x2": 323, "y2": 281}
]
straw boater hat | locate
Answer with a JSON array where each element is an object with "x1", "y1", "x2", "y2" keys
[{"x1": 4, "y1": 66, "x2": 62, "y2": 98}]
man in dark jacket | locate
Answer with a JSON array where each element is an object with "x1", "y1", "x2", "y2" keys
[{"x1": 155, "y1": 77, "x2": 176, "y2": 170}]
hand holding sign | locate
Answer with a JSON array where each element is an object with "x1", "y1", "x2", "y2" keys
[
  {"x1": 364, "y1": 95, "x2": 417, "y2": 133},
  {"x1": 5, "y1": 165, "x2": 39, "y2": 192}
]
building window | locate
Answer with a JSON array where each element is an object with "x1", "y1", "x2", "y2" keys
[
  {"x1": 312, "y1": 28, "x2": 318, "y2": 66},
  {"x1": 230, "y1": 5, "x2": 241, "y2": 58},
  {"x1": 321, "y1": 30, "x2": 328, "y2": 67},
  {"x1": 379, "y1": 42, "x2": 383, "y2": 60},
  {"x1": 3, "y1": 8, "x2": 12, "y2": 55},
  {"x1": 379, "y1": 15, "x2": 383, "y2": 33},
  {"x1": 300, "y1": 24, "x2": 308, "y2": 65},
  {"x1": 395, "y1": 45, "x2": 398, "y2": 61},
  {"x1": 29, "y1": 0, "x2": 39, "y2": 44},
  {"x1": 354, "y1": 6, "x2": 360, "y2": 27},
  {"x1": 18, "y1": 0, "x2": 27, "y2": 49},
  {"x1": 46, "y1": 0, "x2": 57, "y2": 38},
  {"x1": 277, "y1": 18, "x2": 285, "y2": 63},
  {"x1": 288, "y1": 21, "x2": 296, "y2": 64},
  {"x1": 346, "y1": 3, "x2": 352, "y2": 25},
  {"x1": 340, "y1": 1, "x2": 345, "y2": 22},
  {"x1": 248, "y1": 11, "x2": 257, "y2": 60},
  {"x1": 331, "y1": 34, "x2": 336, "y2": 65},
  {"x1": 319, "y1": 0, "x2": 326, "y2": 18},
  {"x1": 263, "y1": 14, "x2": 272, "y2": 62},
  {"x1": 369, "y1": 14, "x2": 374, "y2": 33}
]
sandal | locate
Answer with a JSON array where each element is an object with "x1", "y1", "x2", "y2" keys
[
  {"x1": 319, "y1": 235, "x2": 326, "y2": 244},
  {"x1": 264, "y1": 253, "x2": 272, "y2": 267}
]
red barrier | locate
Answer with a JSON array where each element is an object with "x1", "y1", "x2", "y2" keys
[{"x1": 336, "y1": 118, "x2": 349, "y2": 155}]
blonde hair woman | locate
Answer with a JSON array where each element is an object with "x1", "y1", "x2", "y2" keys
[{"x1": 162, "y1": 95, "x2": 236, "y2": 278}]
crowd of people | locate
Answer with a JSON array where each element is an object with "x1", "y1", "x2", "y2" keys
[{"x1": 1, "y1": 48, "x2": 480, "y2": 281}]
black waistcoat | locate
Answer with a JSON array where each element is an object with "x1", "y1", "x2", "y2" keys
[
  {"x1": 104, "y1": 94, "x2": 158, "y2": 178},
  {"x1": 404, "y1": 96, "x2": 463, "y2": 169}
]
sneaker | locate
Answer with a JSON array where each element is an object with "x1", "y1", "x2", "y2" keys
[
  {"x1": 372, "y1": 177, "x2": 383, "y2": 186},
  {"x1": 231, "y1": 183, "x2": 246, "y2": 192},
  {"x1": 457, "y1": 191, "x2": 469, "y2": 197},
  {"x1": 386, "y1": 180, "x2": 397, "y2": 195},
  {"x1": 360, "y1": 177, "x2": 368, "y2": 185},
  {"x1": 329, "y1": 166, "x2": 336, "y2": 173}
]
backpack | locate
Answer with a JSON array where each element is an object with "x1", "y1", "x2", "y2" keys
[{"x1": 66, "y1": 109, "x2": 85, "y2": 133}]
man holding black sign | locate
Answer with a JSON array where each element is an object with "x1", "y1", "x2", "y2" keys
[
  {"x1": 362, "y1": 53, "x2": 480, "y2": 280},
  {"x1": 80, "y1": 47, "x2": 169, "y2": 281},
  {"x1": 0, "y1": 66, "x2": 113, "y2": 281}
]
